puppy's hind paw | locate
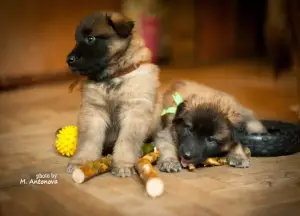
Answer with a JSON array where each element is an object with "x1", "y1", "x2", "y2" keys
[
  {"x1": 227, "y1": 156, "x2": 250, "y2": 168},
  {"x1": 111, "y1": 167, "x2": 137, "y2": 178},
  {"x1": 157, "y1": 158, "x2": 182, "y2": 173}
]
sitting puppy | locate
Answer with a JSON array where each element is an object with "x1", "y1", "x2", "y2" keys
[
  {"x1": 155, "y1": 80, "x2": 266, "y2": 172},
  {"x1": 66, "y1": 12, "x2": 161, "y2": 177}
]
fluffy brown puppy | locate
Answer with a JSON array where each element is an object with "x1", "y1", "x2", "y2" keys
[
  {"x1": 155, "y1": 80, "x2": 266, "y2": 172},
  {"x1": 66, "y1": 12, "x2": 161, "y2": 177}
]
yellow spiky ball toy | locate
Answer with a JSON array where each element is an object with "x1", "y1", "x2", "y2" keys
[
  {"x1": 55, "y1": 125, "x2": 155, "y2": 157},
  {"x1": 55, "y1": 125, "x2": 78, "y2": 157}
]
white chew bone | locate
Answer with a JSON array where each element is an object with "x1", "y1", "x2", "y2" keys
[{"x1": 146, "y1": 178, "x2": 164, "y2": 198}]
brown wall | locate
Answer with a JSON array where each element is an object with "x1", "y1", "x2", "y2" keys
[
  {"x1": 195, "y1": 0, "x2": 238, "y2": 64},
  {"x1": 167, "y1": 0, "x2": 197, "y2": 67},
  {"x1": 167, "y1": 0, "x2": 264, "y2": 66},
  {"x1": 166, "y1": 0, "x2": 238, "y2": 66},
  {"x1": 0, "y1": 0, "x2": 121, "y2": 83}
]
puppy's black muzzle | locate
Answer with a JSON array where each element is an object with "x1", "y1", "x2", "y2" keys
[
  {"x1": 179, "y1": 144, "x2": 206, "y2": 163},
  {"x1": 66, "y1": 50, "x2": 81, "y2": 72},
  {"x1": 181, "y1": 150, "x2": 193, "y2": 160},
  {"x1": 66, "y1": 55, "x2": 77, "y2": 65},
  {"x1": 66, "y1": 44, "x2": 84, "y2": 72},
  {"x1": 66, "y1": 53, "x2": 89, "y2": 76}
]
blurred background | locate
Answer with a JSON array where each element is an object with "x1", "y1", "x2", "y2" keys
[
  {"x1": 0, "y1": 0, "x2": 299, "y2": 121},
  {"x1": 0, "y1": 0, "x2": 271, "y2": 79}
]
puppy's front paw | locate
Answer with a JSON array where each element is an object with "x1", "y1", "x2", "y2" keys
[
  {"x1": 111, "y1": 167, "x2": 136, "y2": 178},
  {"x1": 67, "y1": 158, "x2": 83, "y2": 174},
  {"x1": 227, "y1": 155, "x2": 250, "y2": 168},
  {"x1": 157, "y1": 158, "x2": 182, "y2": 173}
]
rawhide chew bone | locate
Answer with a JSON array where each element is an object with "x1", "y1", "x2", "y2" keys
[
  {"x1": 72, "y1": 154, "x2": 112, "y2": 183},
  {"x1": 134, "y1": 148, "x2": 164, "y2": 198},
  {"x1": 187, "y1": 146, "x2": 252, "y2": 170},
  {"x1": 188, "y1": 164, "x2": 196, "y2": 171},
  {"x1": 203, "y1": 157, "x2": 228, "y2": 167}
]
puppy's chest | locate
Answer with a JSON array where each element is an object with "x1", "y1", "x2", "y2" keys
[
  {"x1": 104, "y1": 103, "x2": 121, "y2": 147},
  {"x1": 86, "y1": 79, "x2": 122, "y2": 99},
  {"x1": 101, "y1": 78, "x2": 123, "y2": 95}
]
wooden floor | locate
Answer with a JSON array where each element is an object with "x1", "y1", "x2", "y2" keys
[{"x1": 0, "y1": 61, "x2": 300, "y2": 216}]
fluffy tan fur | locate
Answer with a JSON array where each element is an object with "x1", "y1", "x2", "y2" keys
[
  {"x1": 67, "y1": 12, "x2": 162, "y2": 177},
  {"x1": 162, "y1": 80, "x2": 265, "y2": 132}
]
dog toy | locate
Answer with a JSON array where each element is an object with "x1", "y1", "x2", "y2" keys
[
  {"x1": 187, "y1": 157, "x2": 227, "y2": 171},
  {"x1": 55, "y1": 124, "x2": 163, "y2": 197},
  {"x1": 134, "y1": 147, "x2": 164, "y2": 198},
  {"x1": 187, "y1": 146, "x2": 251, "y2": 171},
  {"x1": 187, "y1": 164, "x2": 196, "y2": 171},
  {"x1": 235, "y1": 120, "x2": 300, "y2": 156},
  {"x1": 71, "y1": 146, "x2": 163, "y2": 198},
  {"x1": 72, "y1": 154, "x2": 113, "y2": 184},
  {"x1": 142, "y1": 142, "x2": 155, "y2": 154},
  {"x1": 55, "y1": 126, "x2": 77, "y2": 157},
  {"x1": 203, "y1": 157, "x2": 228, "y2": 167}
]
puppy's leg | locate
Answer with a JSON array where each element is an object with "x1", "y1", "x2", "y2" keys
[
  {"x1": 155, "y1": 127, "x2": 182, "y2": 173},
  {"x1": 240, "y1": 107, "x2": 267, "y2": 133},
  {"x1": 67, "y1": 103, "x2": 109, "y2": 174},
  {"x1": 226, "y1": 143, "x2": 250, "y2": 168},
  {"x1": 111, "y1": 101, "x2": 153, "y2": 178}
]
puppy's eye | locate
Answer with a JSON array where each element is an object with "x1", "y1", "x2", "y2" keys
[
  {"x1": 84, "y1": 36, "x2": 96, "y2": 45},
  {"x1": 185, "y1": 123, "x2": 194, "y2": 132}
]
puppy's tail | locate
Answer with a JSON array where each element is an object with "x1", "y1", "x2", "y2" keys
[
  {"x1": 240, "y1": 108, "x2": 267, "y2": 134},
  {"x1": 245, "y1": 119, "x2": 267, "y2": 134}
]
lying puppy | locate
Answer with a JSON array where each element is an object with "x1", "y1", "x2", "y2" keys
[
  {"x1": 66, "y1": 12, "x2": 161, "y2": 177},
  {"x1": 155, "y1": 80, "x2": 266, "y2": 172}
]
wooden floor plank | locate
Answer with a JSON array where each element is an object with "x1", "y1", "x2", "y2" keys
[{"x1": 248, "y1": 200, "x2": 300, "y2": 216}]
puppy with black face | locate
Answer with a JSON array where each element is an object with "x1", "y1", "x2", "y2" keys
[
  {"x1": 66, "y1": 12, "x2": 161, "y2": 177},
  {"x1": 155, "y1": 80, "x2": 266, "y2": 172}
]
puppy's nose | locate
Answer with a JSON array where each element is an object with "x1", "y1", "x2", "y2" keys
[
  {"x1": 67, "y1": 55, "x2": 76, "y2": 65},
  {"x1": 183, "y1": 151, "x2": 192, "y2": 160}
]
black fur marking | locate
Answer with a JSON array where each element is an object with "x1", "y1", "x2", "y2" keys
[
  {"x1": 173, "y1": 102, "x2": 185, "y2": 124},
  {"x1": 104, "y1": 80, "x2": 123, "y2": 93},
  {"x1": 102, "y1": 103, "x2": 121, "y2": 155},
  {"x1": 67, "y1": 34, "x2": 110, "y2": 80},
  {"x1": 68, "y1": 13, "x2": 112, "y2": 81},
  {"x1": 174, "y1": 105, "x2": 232, "y2": 165}
]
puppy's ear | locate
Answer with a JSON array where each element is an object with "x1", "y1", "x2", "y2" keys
[
  {"x1": 173, "y1": 102, "x2": 186, "y2": 124},
  {"x1": 105, "y1": 13, "x2": 134, "y2": 38},
  {"x1": 176, "y1": 102, "x2": 186, "y2": 114}
]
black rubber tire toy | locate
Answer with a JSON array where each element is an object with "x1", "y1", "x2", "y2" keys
[{"x1": 234, "y1": 120, "x2": 300, "y2": 157}]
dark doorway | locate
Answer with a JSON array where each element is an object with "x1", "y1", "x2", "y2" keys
[{"x1": 236, "y1": 0, "x2": 267, "y2": 58}]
